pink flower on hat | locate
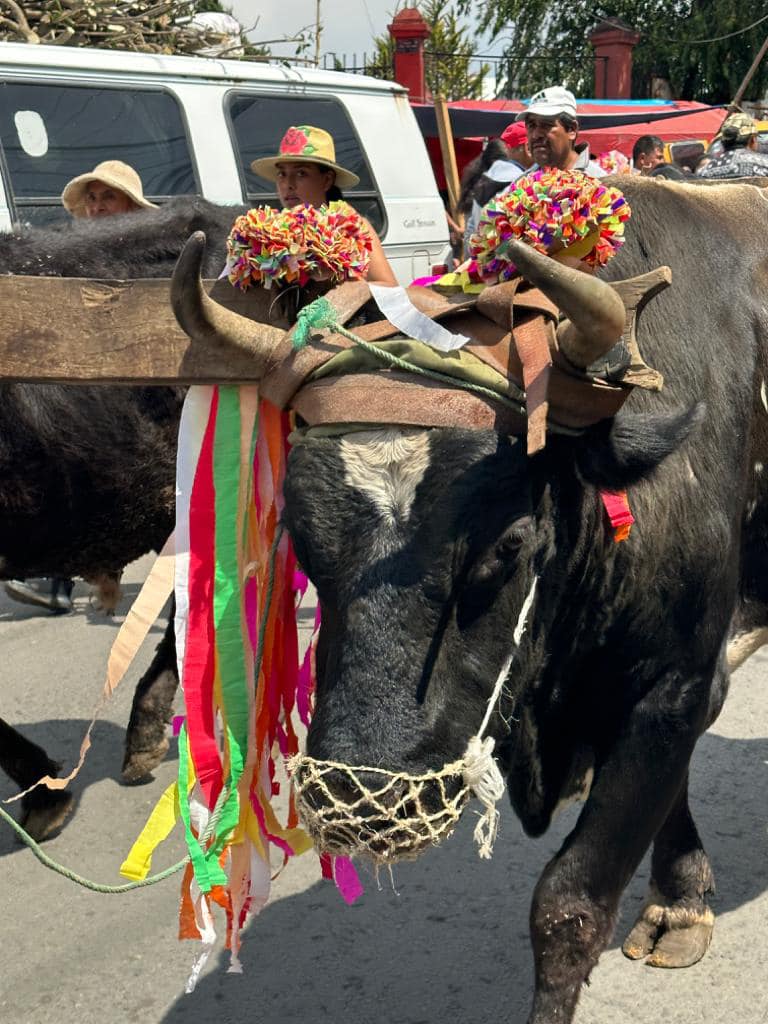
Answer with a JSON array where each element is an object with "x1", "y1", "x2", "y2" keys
[{"x1": 280, "y1": 126, "x2": 314, "y2": 155}]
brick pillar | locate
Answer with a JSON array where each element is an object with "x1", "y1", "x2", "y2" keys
[
  {"x1": 388, "y1": 7, "x2": 430, "y2": 103},
  {"x1": 589, "y1": 19, "x2": 641, "y2": 99}
]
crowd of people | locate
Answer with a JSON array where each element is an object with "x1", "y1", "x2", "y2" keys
[{"x1": 455, "y1": 85, "x2": 768, "y2": 259}]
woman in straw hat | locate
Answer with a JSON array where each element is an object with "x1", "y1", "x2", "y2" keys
[
  {"x1": 61, "y1": 160, "x2": 157, "y2": 219},
  {"x1": 251, "y1": 125, "x2": 397, "y2": 285}
]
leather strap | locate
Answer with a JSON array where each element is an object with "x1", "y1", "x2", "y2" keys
[
  {"x1": 292, "y1": 372, "x2": 526, "y2": 435},
  {"x1": 514, "y1": 316, "x2": 553, "y2": 455}
]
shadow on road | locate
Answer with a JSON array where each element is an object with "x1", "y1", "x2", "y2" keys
[
  {"x1": 0, "y1": 580, "x2": 169, "y2": 630},
  {"x1": 0, "y1": 717, "x2": 179, "y2": 858},
  {"x1": 157, "y1": 730, "x2": 768, "y2": 1024}
]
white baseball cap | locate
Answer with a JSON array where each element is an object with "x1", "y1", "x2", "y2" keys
[{"x1": 516, "y1": 86, "x2": 578, "y2": 121}]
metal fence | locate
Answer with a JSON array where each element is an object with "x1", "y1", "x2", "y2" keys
[{"x1": 321, "y1": 50, "x2": 606, "y2": 99}]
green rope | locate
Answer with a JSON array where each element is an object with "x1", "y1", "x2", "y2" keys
[
  {"x1": 0, "y1": 802, "x2": 188, "y2": 893},
  {"x1": 0, "y1": 785, "x2": 228, "y2": 893},
  {"x1": 291, "y1": 297, "x2": 527, "y2": 416},
  {"x1": 0, "y1": 525, "x2": 286, "y2": 894}
]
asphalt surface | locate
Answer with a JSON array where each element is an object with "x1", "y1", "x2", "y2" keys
[{"x1": 1, "y1": 554, "x2": 766, "y2": 1024}]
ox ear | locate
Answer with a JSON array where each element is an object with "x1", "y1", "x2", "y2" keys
[{"x1": 574, "y1": 403, "x2": 705, "y2": 490}]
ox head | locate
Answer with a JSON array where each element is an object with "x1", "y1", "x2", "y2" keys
[{"x1": 172, "y1": 232, "x2": 697, "y2": 854}]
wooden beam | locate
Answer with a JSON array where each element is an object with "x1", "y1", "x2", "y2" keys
[
  {"x1": 434, "y1": 94, "x2": 463, "y2": 227},
  {"x1": 0, "y1": 275, "x2": 282, "y2": 384},
  {"x1": 730, "y1": 32, "x2": 768, "y2": 111}
]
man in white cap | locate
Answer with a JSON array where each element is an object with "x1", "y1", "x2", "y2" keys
[
  {"x1": 61, "y1": 160, "x2": 157, "y2": 219},
  {"x1": 517, "y1": 86, "x2": 605, "y2": 178}
]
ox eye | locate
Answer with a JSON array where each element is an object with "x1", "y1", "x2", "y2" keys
[{"x1": 468, "y1": 516, "x2": 534, "y2": 587}]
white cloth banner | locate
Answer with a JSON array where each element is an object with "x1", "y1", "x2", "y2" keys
[
  {"x1": 174, "y1": 385, "x2": 213, "y2": 680},
  {"x1": 369, "y1": 283, "x2": 470, "y2": 353}
]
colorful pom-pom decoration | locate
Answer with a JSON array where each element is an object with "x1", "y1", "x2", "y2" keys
[
  {"x1": 225, "y1": 200, "x2": 372, "y2": 290},
  {"x1": 596, "y1": 150, "x2": 631, "y2": 175},
  {"x1": 469, "y1": 168, "x2": 631, "y2": 282}
]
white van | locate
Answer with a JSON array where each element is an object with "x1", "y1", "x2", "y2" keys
[{"x1": 0, "y1": 42, "x2": 450, "y2": 283}]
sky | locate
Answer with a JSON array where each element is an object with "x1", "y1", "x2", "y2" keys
[{"x1": 231, "y1": 1, "x2": 496, "y2": 66}]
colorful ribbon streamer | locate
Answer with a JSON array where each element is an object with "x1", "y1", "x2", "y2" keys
[{"x1": 123, "y1": 386, "x2": 361, "y2": 978}]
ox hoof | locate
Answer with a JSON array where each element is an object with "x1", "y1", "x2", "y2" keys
[
  {"x1": 645, "y1": 922, "x2": 713, "y2": 968},
  {"x1": 20, "y1": 789, "x2": 75, "y2": 843},
  {"x1": 121, "y1": 737, "x2": 169, "y2": 784},
  {"x1": 623, "y1": 908, "x2": 714, "y2": 968},
  {"x1": 622, "y1": 918, "x2": 659, "y2": 960}
]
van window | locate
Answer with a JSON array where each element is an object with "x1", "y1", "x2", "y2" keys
[
  {"x1": 0, "y1": 81, "x2": 197, "y2": 227},
  {"x1": 227, "y1": 92, "x2": 386, "y2": 236}
]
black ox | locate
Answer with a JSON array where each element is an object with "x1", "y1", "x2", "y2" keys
[
  {"x1": 167, "y1": 176, "x2": 768, "y2": 1023},
  {"x1": 0, "y1": 197, "x2": 243, "y2": 838}
]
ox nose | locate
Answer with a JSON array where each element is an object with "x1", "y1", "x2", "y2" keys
[
  {"x1": 295, "y1": 760, "x2": 469, "y2": 863},
  {"x1": 306, "y1": 766, "x2": 409, "y2": 814}
]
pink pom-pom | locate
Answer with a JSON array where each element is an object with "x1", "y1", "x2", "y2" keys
[{"x1": 596, "y1": 150, "x2": 631, "y2": 175}]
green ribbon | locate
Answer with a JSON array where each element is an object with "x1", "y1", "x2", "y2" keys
[
  {"x1": 203, "y1": 385, "x2": 254, "y2": 884},
  {"x1": 177, "y1": 724, "x2": 212, "y2": 890}
]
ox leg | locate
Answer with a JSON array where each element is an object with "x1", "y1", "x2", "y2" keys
[
  {"x1": 526, "y1": 713, "x2": 700, "y2": 1024},
  {"x1": 0, "y1": 717, "x2": 74, "y2": 841},
  {"x1": 121, "y1": 609, "x2": 178, "y2": 784},
  {"x1": 622, "y1": 773, "x2": 714, "y2": 967}
]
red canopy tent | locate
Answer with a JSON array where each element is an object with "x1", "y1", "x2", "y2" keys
[{"x1": 415, "y1": 98, "x2": 726, "y2": 189}]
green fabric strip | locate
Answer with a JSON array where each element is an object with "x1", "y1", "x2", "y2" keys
[
  {"x1": 210, "y1": 386, "x2": 250, "y2": 873},
  {"x1": 308, "y1": 337, "x2": 524, "y2": 402},
  {"x1": 177, "y1": 725, "x2": 212, "y2": 891}
]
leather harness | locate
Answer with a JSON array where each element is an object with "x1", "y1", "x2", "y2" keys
[{"x1": 210, "y1": 269, "x2": 668, "y2": 454}]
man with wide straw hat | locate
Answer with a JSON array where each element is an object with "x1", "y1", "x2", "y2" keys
[{"x1": 61, "y1": 160, "x2": 157, "y2": 219}]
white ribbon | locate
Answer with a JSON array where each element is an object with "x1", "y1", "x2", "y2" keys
[
  {"x1": 368, "y1": 283, "x2": 470, "y2": 353},
  {"x1": 174, "y1": 386, "x2": 214, "y2": 678}
]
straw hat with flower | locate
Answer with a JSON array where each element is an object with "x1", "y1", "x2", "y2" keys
[{"x1": 251, "y1": 126, "x2": 360, "y2": 189}]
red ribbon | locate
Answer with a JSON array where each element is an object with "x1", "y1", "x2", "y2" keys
[{"x1": 600, "y1": 489, "x2": 634, "y2": 542}]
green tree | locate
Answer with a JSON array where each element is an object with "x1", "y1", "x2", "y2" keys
[
  {"x1": 456, "y1": 0, "x2": 768, "y2": 103},
  {"x1": 367, "y1": 0, "x2": 490, "y2": 100}
]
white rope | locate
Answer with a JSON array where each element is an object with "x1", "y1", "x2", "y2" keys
[
  {"x1": 461, "y1": 575, "x2": 538, "y2": 858},
  {"x1": 291, "y1": 575, "x2": 539, "y2": 866}
]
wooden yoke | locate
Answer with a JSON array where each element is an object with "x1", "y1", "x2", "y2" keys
[
  {"x1": 0, "y1": 275, "x2": 273, "y2": 384},
  {"x1": 0, "y1": 258, "x2": 667, "y2": 454}
]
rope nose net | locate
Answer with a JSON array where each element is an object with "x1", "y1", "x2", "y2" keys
[
  {"x1": 288, "y1": 757, "x2": 471, "y2": 865},
  {"x1": 290, "y1": 576, "x2": 538, "y2": 864}
]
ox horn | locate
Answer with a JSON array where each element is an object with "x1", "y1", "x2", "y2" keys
[
  {"x1": 171, "y1": 231, "x2": 285, "y2": 376},
  {"x1": 506, "y1": 240, "x2": 627, "y2": 368}
]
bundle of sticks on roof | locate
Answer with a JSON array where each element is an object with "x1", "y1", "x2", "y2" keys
[{"x1": 0, "y1": 0, "x2": 243, "y2": 54}]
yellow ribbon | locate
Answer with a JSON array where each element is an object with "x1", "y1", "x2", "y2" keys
[{"x1": 120, "y1": 781, "x2": 181, "y2": 881}]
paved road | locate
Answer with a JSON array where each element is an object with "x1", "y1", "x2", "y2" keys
[{"x1": 1, "y1": 555, "x2": 767, "y2": 1024}]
